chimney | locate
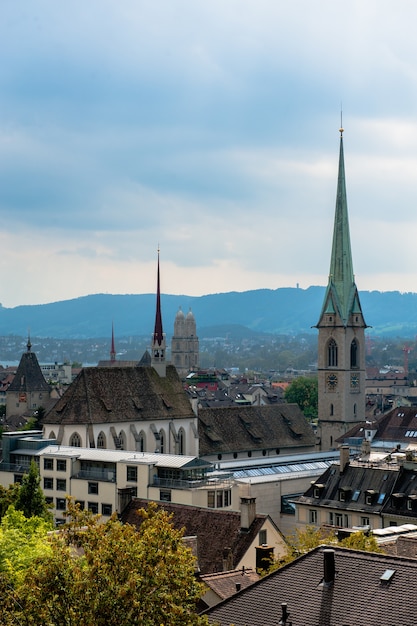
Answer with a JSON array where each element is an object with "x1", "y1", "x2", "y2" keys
[
  {"x1": 279, "y1": 603, "x2": 290, "y2": 625},
  {"x1": 240, "y1": 496, "x2": 256, "y2": 531},
  {"x1": 323, "y1": 549, "x2": 335, "y2": 587},
  {"x1": 339, "y1": 445, "x2": 350, "y2": 473},
  {"x1": 222, "y1": 547, "x2": 233, "y2": 571}
]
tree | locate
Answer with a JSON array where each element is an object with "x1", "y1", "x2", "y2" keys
[
  {"x1": 0, "y1": 483, "x2": 21, "y2": 520},
  {"x1": 265, "y1": 526, "x2": 383, "y2": 575},
  {"x1": 284, "y1": 376, "x2": 318, "y2": 420},
  {"x1": 3, "y1": 499, "x2": 208, "y2": 626},
  {"x1": 0, "y1": 506, "x2": 52, "y2": 585},
  {"x1": 15, "y1": 460, "x2": 52, "y2": 522}
]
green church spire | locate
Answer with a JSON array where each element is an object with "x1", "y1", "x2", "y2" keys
[{"x1": 318, "y1": 128, "x2": 365, "y2": 327}]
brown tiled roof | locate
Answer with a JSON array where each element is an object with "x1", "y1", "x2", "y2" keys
[
  {"x1": 8, "y1": 350, "x2": 50, "y2": 393},
  {"x1": 121, "y1": 498, "x2": 267, "y2": 575},
  {"x1": 198, "y1": 404, "x2": 315, "y2": 455},
  {"x1": 43, "y1": 364, "x2": 194, "y2": 425},
  {"x1": 205, "y1": 545, "x2": 417, "y2": 625},
  {"x1": 200, "y1": 568, "x2": 260, "y2": 601}
]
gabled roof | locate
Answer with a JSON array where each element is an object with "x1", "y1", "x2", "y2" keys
[
  {"x1": 298, "y1": 462, "x2": 399, "y2": 513},
  {"x1": 43, "y1": 364, "x2": 195, "y2": 425},
  {"x1": 339, "y1": 406, "x2": 417, "y2": 446},
  {"x1": 198, "y1": 404, "x2": 316, "y2": 456},
  {"x1": 200, "y1": 568, "x2": 260, "y2": 601},
  {"x1": 205, "y1": 545, "x2": 417, "y2": 626},
  {"x1": 8, "y1": 345, "x2": 50, "y2": 393},
  {"x1": 121, "y1": 498, "x2": 272, "y2": 575}
]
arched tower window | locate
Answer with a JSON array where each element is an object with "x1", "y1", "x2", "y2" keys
[
  {"x1": 97, "y1": 432, "x2": 106, "y2": 449},
  {"x1": 330, "y1": 403, "x2": 334, "y2": 416},
  {"x1": 159, "y1": 429, "x2": 165, "y2": 454},
  {"x1": 70, "y1": 432, "x2": 81, "y2": 447},
  {"x1": 327, "y1": 339, "x2": 338, "y2": 367},
  {"x1": 49, "y1": 431, "x2": 56, "y2": 440},
  {"x1": 178, "y1": 427, "x2": 186, "y2": 455},
  {"x1": 350, "y1": 339, "x2": 359, "y2": 368},
  {"x1": 354, "y1": 403, "x2": 357, "y2": 416},
  {"x1": 138, "y1": 431, "x2": 146, "y2": 453}
]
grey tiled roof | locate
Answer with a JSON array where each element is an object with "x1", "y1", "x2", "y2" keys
[
  {"x1": 298, "y1": 462, "x2": 399, "y2": 514},
  {"x1": 43, "y1": 364, "x2": 194, "y2": 425},
  {"x1": 205, "y1": 545, "x2": 417, "y2": 625},
  {"x1": 198, "y1": 404, "x2": 316, "y2": 455},
  {"x1": 339, "y1": 406, "x2": 417, "y2": 445},
  {"x1": 8, "y1": 351, "x2": 50, "y2": 393}
]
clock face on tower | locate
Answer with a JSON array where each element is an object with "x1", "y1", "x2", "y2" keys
[
  {"x1": 350, "y1": 373, "x2": 360, "y2": 388},
  {"x1": 326, "y1": 373, "x2": 338, "y2": 390}
]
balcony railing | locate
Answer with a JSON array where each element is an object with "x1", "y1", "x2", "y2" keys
[
  {"x1": 153, "y1": 476, "x2": 234, "y2": 490},
  {"x1": 0, "y1": 462, "x2": 29, "y2": 473},
  {"x1": 72, "y1": 469, "x2": 116, "y2": 483}
]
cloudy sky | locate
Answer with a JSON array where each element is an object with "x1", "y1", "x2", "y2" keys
[{"x1": 1, "y1": 1, "x2": 417, "y2": 307}]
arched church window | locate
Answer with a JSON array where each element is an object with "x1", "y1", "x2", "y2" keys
[
  {"x1": 350, "y1": 339, "x2": 359, "y2": 368},
  {"x1": 327, "y1": 339, "x2": 338, "y2": 367},
  {"x1": 159, "y1": 429, "x2": 165, "y2": 454},
  {"x1": 118, "y1": 430, "x2": 126, "y2": 450},
  {"x1": 330, "y1": 403, "x2": 334, "y2": 416},
  {"x1": 178, "y1": 428, "x2": 185, "y2": 455},
  {"x1": 97, "y1": 432, "x2": 106, "y2": 449},
  {"x1": 138, "y1": 431, "x2": 146, "y2": 453},
  {"x1": 70, "y1": 432, "x2": 81, "y2": 447}
]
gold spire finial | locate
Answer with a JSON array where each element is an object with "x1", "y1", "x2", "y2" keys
[{"x1": 339, "y1": 107, "x2": 344, "y2": 136}]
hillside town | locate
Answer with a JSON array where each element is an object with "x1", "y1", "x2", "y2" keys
[{"x1": 2, "y1": 131, "x2": 417, "y2": 624}]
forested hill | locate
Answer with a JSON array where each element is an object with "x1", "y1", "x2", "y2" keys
[{"x1": 0, "y1": 287, "x2": 416, "y2": 339}]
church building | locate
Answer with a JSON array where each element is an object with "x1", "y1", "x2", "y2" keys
[
  {"x1": 42, "y1": 253, "x2": 199, "y2": 456},
  {"x1": 316, "y1": 128, "x2": 367, "y2": 451}
]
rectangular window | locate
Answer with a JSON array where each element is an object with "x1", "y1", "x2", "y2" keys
[
  {"x1": 361, "y1": 517, "x2": 370, "y2": 526},
  {"x1": 57, "y1": 460, "x2": 67, "y2": 472},
  {"x1": 217, "y1": 491, "x2": 224, "y2": 508},
  {"x1": 259, "y1": 529, "x2": 267, "y2": 545},
  {"x1": 75, "y1": 500, "x2": 85, "y2": 510},
  {"x1": 224, "y1": 489, "x2": 231, "y2": 507},
  {"x1": 56, "y1": 498, "x2": 66, "y2": 511},
  {"x1": 127, "y1": 466, "x2": 138, "y2": 482},
  {"x1": 88, "y1": 502, "x2": 99, "y2": 515},
  {"x1": 329, "y1": 512, "x2": 334, "y2": 525},
  {"x1": 88, "y1": 482, "x2": 99, "y2": 495},
  {"x1": 208, "y1": 490, "x2": 215, "y2": 508},
  {"x1": 45, "y1": 496, "x2": 53, "y2": 505},
  {"x1": 44, "y1": 458, "x2": 53, "y2": 471},
  {"x1": 309, "y1": 510, "x2": 318, "y2": 524},
  {"x1": 160, "y1": 490, "x2": 171, "y2": 502},
  {"x1": 101, "y1": 504, "x2": 113, "y2": 516},
  {"x1": 56, "y1": 479, "x2": 66, "y2": 492},
  {"x1": 335, "y1": 513, "x2": 343, "y2": 526},
  {"x1": 43, "y1": 477, "x2": 53, "y2": 490}
]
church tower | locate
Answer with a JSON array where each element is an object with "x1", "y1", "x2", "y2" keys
[
  {"x1": 171, "y1": 307, "x2": 199, "y2": 377},
  {"x1": 317, "y1": 128, "x2": 367, "y2": 450},
  {"x1": 151, "y1": 250, "x2": 166, "y2": 377}
]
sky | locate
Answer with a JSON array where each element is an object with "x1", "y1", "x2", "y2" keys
[{"x1": 2, "y1": 1, "x2": 417, "y2": 307}]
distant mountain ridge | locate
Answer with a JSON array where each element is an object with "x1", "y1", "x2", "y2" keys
[{"x1": 0, "y1": 287, "x2": 417, "y2": 339}]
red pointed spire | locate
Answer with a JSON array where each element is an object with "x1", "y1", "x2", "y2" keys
[
  {"x1": 153, "y1": 249, "x2": 164, "y2": 346},
  {"x1": 110, "y1": 322, "x2": 116, "y2": 362}
]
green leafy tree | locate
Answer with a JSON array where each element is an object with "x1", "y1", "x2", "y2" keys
[
  {"x1": 0, "y1": 506, "x2": 52, "y2": 585},
  {"x1": 285, "y1": 376, "x2": 318, "y2": 419},
  {"x1": 15, "y1": 460, "x2": 52, "y2": 521},
  {"x1": 0, "y1": 483, "x2": 21, "y2": 520},
  {"x1": 3, "y1": 499, "x2": 208, "y2": 626}
]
